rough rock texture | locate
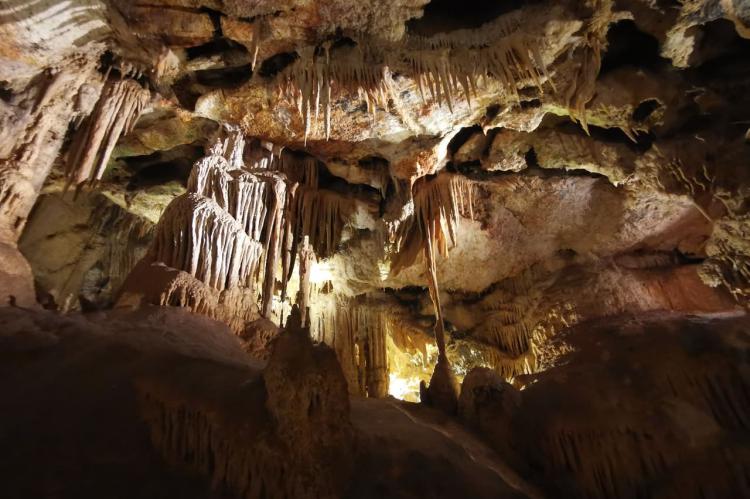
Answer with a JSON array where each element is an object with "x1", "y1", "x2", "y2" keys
[
  {"x1": 2, "y1": 0, "x2": 750, "y2": 496},
  {"x1": 0, "y1": 305, "x2": 538, "y2": 499},
  {"x1": 0, "y1": 241, "x2": 36, "y2": 306},
  {"x1": 458, "y1": 367, "x2": 521, "y2": 460},
  {"x1": 239, "y1": 317, "x2": 281, "y2": 360},
  {"x1": 507, "y1": 312, "x2": 750, "y2": 499},
  {"x1": 19, "y1": 191, "x2": 154, "y2": 310},
  {"x1": 262, "y1": 307, "x2": 355, "y2": 498}
]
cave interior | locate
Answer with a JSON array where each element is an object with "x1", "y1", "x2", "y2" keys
[{"x1": 1, "y1": 0, "x2": 750, "y2": 498}]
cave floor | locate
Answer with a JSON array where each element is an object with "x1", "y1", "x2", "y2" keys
[
  {"x1": 0, "y1": 306, "x2": 535, "y2": 499},
  {"x1": 2, "y1": 305, "x2": 747, "y2": 498}
]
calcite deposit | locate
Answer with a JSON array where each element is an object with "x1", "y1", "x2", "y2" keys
[{"x1": 1, "y1": 0, "x2": 749, "y2": 497}]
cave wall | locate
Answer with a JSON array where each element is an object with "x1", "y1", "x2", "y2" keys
[{"x1": 0, "y1": 0, "x2": 748, "y2": 398}]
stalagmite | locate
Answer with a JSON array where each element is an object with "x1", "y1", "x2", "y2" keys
[
  {"x1": 389, "y1": 173, "x2": 475, "y2": 409},
  {"x1": 65, "y1": 78, "x2": 151, "y2": 191}
]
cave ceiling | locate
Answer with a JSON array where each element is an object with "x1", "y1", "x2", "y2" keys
[
  {"x1": 3, "y1": 0, "x2": 749, "y2": 299},
  {"x1": 2, "y1": 2, "x2": 750, "y2": 497},
  {"x1": 0, "y1": 0, "x2": 748, "y2": 381}
]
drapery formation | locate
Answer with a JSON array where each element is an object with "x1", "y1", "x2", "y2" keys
[
  {"x1": 309, "y1": 295, "x2": 391, "y2": 398},
  {"x1": 389, "y1": 173, "x2": 475, "y2": 360},
  {"x1": 0, "y1": 55, "x2": 101, "y2": 306},
  {"x1": 151, "y1": 193, "x2": 264, "y2": 291},
  {"x1": 65, "y1": 78, "x2": 151, "y2": 191},
  {"x1": 0, "y1": 59, "x2": 100, "y2": 242},
  {"x1": 123, "y1": 130, "x2": 355, "y2": 331}
]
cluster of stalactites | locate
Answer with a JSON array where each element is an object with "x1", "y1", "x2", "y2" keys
[
  {"x1": 279, "y1": 43, "x2": 393, "y2": 143},
  {"x1": 563, "y1": 0, "x2": 616, "y2": 134},
  {"x1": 292, "y1": 187, "x2": 350, "y2": 260},
  {"x1": 65, "y1": 78, "x2": 150, "y2": 191},
  {"x1": 476, "y1": 306, "x2": 533, "y2": 358},
  {"x1": 390, "y1": 173, "x2": 475, "y2": 276},
  {"x1": 151, "y1": 194, "x2": 264, "y2": 292},
  {"x1": 278, "y1": 19, "x2": 551, "y2": 141},
  {"x1": 310, "y1": 296, "x2": 390, "y2": 397},
  {"x1": 404, "y1": 27, "x2": 552, "y2": 112},
  {"x1": 473, "y1": 303, "x2": 538, "y2": 380},
  {"x1": 185, "y1": 139, "x2": 291, "y2": 318},
  {"x1": 168, "y1": 132, "x2": 356, "y2": 324},
  {"x1": 278, "y1": 152, "x2": 320, "y2": 189},
  {"x1": 188, "y1": 158, "x2": 278, "y2": 243},
  {"x1": 242, "y1": 140, "x2": 349, "y2": 278}
]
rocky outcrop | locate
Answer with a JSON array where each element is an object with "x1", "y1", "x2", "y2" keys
[
  {"x1": 262, "y1": 307, "x2": 355, "y2": 497},
  {"x1": 458, "y1": 368, "x2": 521, "y2": 459},
  {"x1": 19, "y1": 191, "x2": 155, "y2": 310},
  {"x1": 505, "y1": 312, "x2": 750, "y2": 499}
]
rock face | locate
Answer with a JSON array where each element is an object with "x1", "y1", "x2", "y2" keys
[
  {"x1": 1, "y1": 0, "x2": 750, "y2": 497},
  {"x1": 19, "y1": 191, "x2": 154, "y2": 310},
  {"x1": 0, "y1": 305, "x2": 537, "y2": 499},
  {"x1": 262, "y1": 307, "x2": 355, "y2": 498},
  {"x1": 504, "y1": 312, "x2": 750, "y2": 499}
]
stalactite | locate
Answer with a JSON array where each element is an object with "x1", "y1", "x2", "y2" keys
[
  {"x1": 89, "y1": 197, "x2": 155, "y2": 296},
  {"x1": 308, "y1": 296, "x2": 390, "y2": 397},
  {"x1": 278, "y1": 18, "x2": 551, "y2": 140},
  {"x1": 424, "y1": 219, "x2": 447, "y2": 358},
  {"x1": 359, "y1": 307, "x2": 390, "y2": 398},
  {"x1": 65, "y1": 78, "x2": 151, "y2": 191},
  {"x1": 260, "y1": 175, "x2": 287, "y2": 319},
  {"x1": 280, "y1": 43, "x2": 393, "y2": 143},
  {"x1": 484, "y1": 349, "x2": 536, "y2": 380},
  {"x1": 386, "y1": 173, "x2": 475, "y2": 402},
  {"x1": 297, "y1": 236, "x2": 315, "y2": 327},
  {"x1": 403, "y1": 23, "x2": 551, "y2": 111},
  {"x1": 563, "y1": 0, "x2": 614, "y2": 134},
  {"x1": 279, "y1": 183, "x2": 299, "y2": 313},
  {"x1": 390, "y1": 174, "x2": 475, "y2": 276},
  {"x1": 126, "y1": 127, "x2": 361, "y2": 333},
  {"x1": 476, "y1": 309, "x2": 534, "y2": 357},
  {"x1": 278, "y1": 151, "x2": 320, "y2": 188},
  {"x1": 0, "y1": 58, "x2": 99, "y2": 242},
  {"x1": 291, "y1": 187, "x2": 352, "y2": 259}
]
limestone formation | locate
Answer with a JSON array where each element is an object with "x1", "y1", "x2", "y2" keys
[{"x1": 1, "y1": 0, "x2": 750, "y2": 497}]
